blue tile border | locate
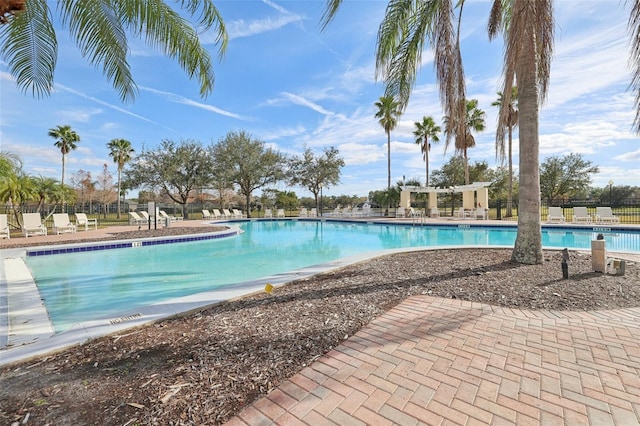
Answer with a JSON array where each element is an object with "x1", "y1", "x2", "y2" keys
[{"x1": 26, "y1": 229, "x2": 240, "y2": 257}]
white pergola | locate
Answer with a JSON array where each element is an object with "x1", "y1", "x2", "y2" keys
[{"x1": 399, "y1": 182, "x2": 492, "y2": 211}]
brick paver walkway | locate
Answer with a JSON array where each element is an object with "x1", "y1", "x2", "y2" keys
[{"x1": 226, "y1": 296, "x2": 640, "y2": 425}]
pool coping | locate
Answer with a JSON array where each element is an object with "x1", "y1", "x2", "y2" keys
[{"x1": 1, "y1": 220, "x2": 639, "y2": 368}]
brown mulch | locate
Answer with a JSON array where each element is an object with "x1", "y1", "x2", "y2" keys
[{"x1": 1, "y1": 228, "x2": 639, "y2": 425}]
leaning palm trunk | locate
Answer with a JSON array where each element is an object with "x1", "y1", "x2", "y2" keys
[{"x1": 511, "y1": 34, "x2": 543, "y2": 264}]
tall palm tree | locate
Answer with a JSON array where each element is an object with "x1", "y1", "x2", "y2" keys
[
  {"x1": 48, "y1": 124, "x2": 80, "y2": 186},
  {"x1": 374, "y1": 95, "x2": 401, "y2": 216},
  {"x1": 413, "y1": 116, "x2": 440, "y2": 188},
  {"x1": 443, "y1": 99, "x2": 485, "y2": 185},
  {"x1": 489, "y1": 0, "x2": 553, "y2": 264},
  {"x1": 0, "y1": 0, "x2": 227, "y2": 102},
  {"x1": 32, "y1": 175, "x2": 64, "y2": 212},
  {"x1": 107, "y1": 138, "x2": 135, "y2": 218},
  {"x1": 492, "y1": 87, "x2": 519, "y2": 218}
]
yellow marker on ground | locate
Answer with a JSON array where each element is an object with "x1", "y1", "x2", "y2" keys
[{"x1": 264, "y1": 283, "x2": 274, "y2": 293}]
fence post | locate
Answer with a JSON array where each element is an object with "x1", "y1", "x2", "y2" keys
[{"x1": 496, "y1": 200, "x2": 502, "y2": 220}]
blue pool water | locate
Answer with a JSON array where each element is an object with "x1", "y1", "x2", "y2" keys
[{"x1": 25, "y1": 220, "x2": 640, "y2": 332}]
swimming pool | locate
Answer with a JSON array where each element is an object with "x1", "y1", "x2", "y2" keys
[{"x1": 24, "y1": 220, "x2": 640, "y2": 332}]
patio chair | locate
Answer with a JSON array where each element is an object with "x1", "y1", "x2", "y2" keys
[
  {"x1": 396, "y1": 207, "x2": 406, "y2": 218},
  {"x1": 572, "y1": 207, "x2": 592, "y2": 223},
  {"x1": 211, "y1": 209, "x2": 222, "y2": 219},
  {"x1": 547, "y1": 207, "x2": 566, "y2": 223},
  {"x1": 232, "y1": 209, "x2": 246, "y2": 219},
  {"x1": 202, "y1": 209, "x2": 212, "y2": 219},
  {"x1": 309, "y1": 208, "x2": 318, "y2": 217},
  {"x1": 264, "y1": 208, "x2": 273, "y2": 218},
  {"x1": 159, "y1": 210, "x2": 183, "y2": 222},
  {"x1": 595, "y1": 207, "x2": 620, "y2": 224},
  {"x1": 128, "y1": 211, "x2": 148, "y2": 225},
  {"x1": 22, "y1": 213, "x2": 47, "y2": 237},
  {"x1": 453, "y1": 207, "x2": 467, "y2": 219},
  {"x1": 429, "y1": 207, "x2": 440, "y2": 218},
  {"x1": 222, "y1": 209, "x2": 233, "y2": 219},
  {"x1": 473, "y1": 208, "x2": 488, "y2": 220},
  {"x1": 276, "y1": 208, "x2": 285, "y2": 218},
  {"x1": 299, "y1": 208, "x2": 308, "y2": 217},
  {"x1": 75, "y1": 213, "x2": 97, "y2": 231},
  {"x1": 0, "y1": 214, "x2": 10, "y2": 239},
  {"x1": 53, "y1": 213, "x2": 77, "y2": 234}
]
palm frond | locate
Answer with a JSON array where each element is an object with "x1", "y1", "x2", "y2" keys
[
  {"x1": 628, "y1": 0, "x2": 640, "y2": 132},
  {"x1": 174, "y1": 0, "x2": 227, "y2": 58},
  {"x1": 320, "y1": 0, "x2": 344, "y2": 31},
  {"x1": 115, "y1": 0, "x2": 216, "y2": 99},
  {"x1": 0, "y1": 0, "x2": 56, "y2": 98},
  {"x1": 58, "y1": 0, "x2": 135, "y2": 102}
]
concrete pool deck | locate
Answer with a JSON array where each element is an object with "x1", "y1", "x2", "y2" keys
[{"x1": 2, "y1": 218, "x2": 640, "y2": 424}]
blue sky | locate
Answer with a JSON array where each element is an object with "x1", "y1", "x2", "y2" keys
[{"x1": 1, "y1": 0, "x2": 639, "y2": 198}]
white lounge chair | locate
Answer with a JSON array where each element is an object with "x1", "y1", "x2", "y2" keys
[
  {"x1": 396, "y1": 207, "x2": 406, "y2": 218},
  {"x1": 222, "y1": 209, "x2": 233, "y2": 219},
  {"x1": 473, "y1": 208, "x2": 488, "y2": 220},
  {"x1": 264, "y1": 208, "x2": 273, "y2": 218},
  {"x1": 159, "y1": 210, "x2": 183, "y2": 222},
  {"x1": 53, "y1": 213, "x2": 77, "y2": 234},
  {"x1": 309, "y1": 208, "x2": 318, "y2": 217},
  {"x1": 75, "y1": 213, "x2": 97, "y2": 231},
  {"x1": 276, "y1": 208, "x2": 285, "y2": 218},
  {"x1": 453, "y1": 207, "x2": 468, "y2": 219},
  {"x1": 0, "y1": 214, "x2": 10, "y2": 239},
  {"x1": 202, "y1": 209, "x2": 213, "y2": 219},
  {"x1": 572, "y1": 207, "x2": 592, "y2": 223},
  {"x1": 212, "y1": 209, "x2": 222, "y2": 219},
  {"x1": 129, "y1": 211, "x2": 147, "y2": 225},
  {"x1": 595, "y1": 207, "x2": 620, "y2": 224},
  {"x1": 547, "y1": 207, "x2": 566, "y2": 223},
  {"x1": 408, "y1": 208, "x2": 423, "y2": 218},
  {"x1": 232, "y1": 209, "x2": 246, "y2": 219},
  {"x1": 429, "y1": 207, "x2": 440, "y2": 218},
  {"x1": 299, "y1": 208, "x2": 308, "y2": 217},
  {"x1": 22, "y1": 213, "x2": 47, "y2": 237}
]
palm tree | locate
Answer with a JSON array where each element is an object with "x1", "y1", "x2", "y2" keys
[
  {"x1": 0, "y1": 0, "x2": 227, "y2": 102},
  {"x1": 374, "y1": 95, "x2": 401, "y2": 216},
  {"x1": 107, "y1": 138, "x2": 135, "y2": 218},
  {"x1": 489, "y1": 0, "x2": 553, "y2": 264},
  {"x1": 48, "y1": 125, "x2": 80, "y2": 186},
  {"x1": 443, "y1": 99, "x2": 485, "y2": 185},
  {"x1": 413, "y1": 116, "x2": 440, "y2": 188},
  {"x1": 492, "y1": 87, "x2": 518, "y2": 218},
  {"x1": 32, "y1": 176, "x2": 64, "y2": 212}
]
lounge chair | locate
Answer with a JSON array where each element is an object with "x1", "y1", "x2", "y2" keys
[
  {"x1": 211, "y1": 209, "x2": 222, "y2": 219},
  {"x1": 572, "y1": 207, "x2": 592, "y2": 223},
  {"x1": 74, "y1": 213, "x2": 97, "y2": 231},
  {"x1": 309, "y1": 208, "x2": 317, "y2": 217},
  {"x1": 408, "y1": 208, "x2": 423, "y2": 218},
  {"x1": 299, "y1": 208, "x2": 308, "y2": 217},
  {"x1": 473, "y1": 208, "x2": 488, "y2": 220},
  {"x1": 53, "y1": 213, "x2": 77, "y2": 234},
  {"x1": 222, "y1": 209, "x2": 233, "y2": 219},
  {"x1": 129, "y1": 211, "x2": 147, "y2": 225},
  {"x1": 202, "y1": 209, "x2": 213, "y2": 219},
  {"x1": 22, "y1": 213, "x2": 47, "y2": 237},
  {"x1": 264, "y1": 208, "x2": 273, "y2": 218},
  {"x1": 232, "y1": 209, "x2": 246, "y2": 219},
  {"x1": 276, "y1": 208, "x2": 285, "y2": 218},
  {"x1": 547, "y1": 207, "x2": 566, "y2": 223},
  {"x1": 0, "y1": 214, "x2": 10, "y2": 239},
  {"x1": 429, "y1": 207, "x2": 440, "y2": 218},
  {"x1": 361, "y1": 205, "x2": 370, "y2": 217},
  {"x1": 595, "y1": 207, "x2": 620, "y2": 224},
  {"x1": 453, "y1": 207, "x2": 468, "y2": 219},
  {"x1": 396, "y1": 207, "x2": 406, "y2": 218},
  {"x1": 159, "y1": 210, "x2": 183, "y2": 222}
]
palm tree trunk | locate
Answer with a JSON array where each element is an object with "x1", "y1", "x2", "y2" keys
[
  {"x1": 425, "y1": 140, "x2": 430, "y2": 211},
  {"x1": 506, "y1": 126, "x2": 513, "y2": 217},
  {"x1": 512, "y1": 38, "x2": 543, "y2": 264},
  {"x1": 61, "y1": 154, "x2": 65, "y2": 186},
  {"x1": 463, "y1": 148, "x2": 469, "y2": 184},
  {"x1": 386, "y1": 130, "x2": 391, "y2": 216},
  {"x1": 116, "y1": 168, "x2": 122, "y2": 219}
]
